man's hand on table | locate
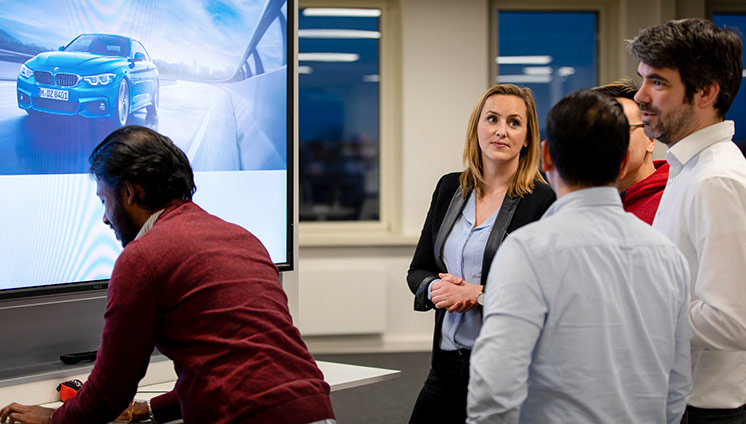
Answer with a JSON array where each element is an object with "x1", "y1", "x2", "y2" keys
[{"x1": 0, "y1": 403, "x2": 53, "y2": 424}]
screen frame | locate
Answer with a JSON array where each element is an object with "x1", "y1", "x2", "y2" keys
[
  {"x1": 0, "y1": 0, "x2": 295, "y2": 301},
  {"x1": 281, "y1": 0, "x2": 296, "y2": 273}
]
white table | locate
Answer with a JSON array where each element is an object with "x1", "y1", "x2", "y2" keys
[
  {"x1": 113, "y1": 360, "x2": 400, "y2": 402},
  {"x1": 316, "y1": 360, "x2": 400, "y2": 391},
  {"x1": 0, "y1": 357, "x2": 400, "y2": 406}
]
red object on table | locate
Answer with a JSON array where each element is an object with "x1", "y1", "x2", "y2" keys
[{"x1": 56, "y1": 379, "x2": 83, "y2": 402}]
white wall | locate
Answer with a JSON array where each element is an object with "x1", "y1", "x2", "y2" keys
[
  {"x1": 399, "y1": 0, "x2": 490, "y2": 235},
  {"x1": 291, "y1": 0, "x2": 703, "y2": 354}
]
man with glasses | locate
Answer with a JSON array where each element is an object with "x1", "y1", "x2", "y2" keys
[{"x1": 593, "y1": 79, "x2": 669, "y2": 224}]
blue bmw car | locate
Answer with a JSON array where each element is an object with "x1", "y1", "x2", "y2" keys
[{"x1": 17, "y1": 34, "x2": 159, "y2": 126}]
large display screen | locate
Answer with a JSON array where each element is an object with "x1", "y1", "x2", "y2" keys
[{"x1": 0, "y1": 0, "x2": 292, "y2": 298}]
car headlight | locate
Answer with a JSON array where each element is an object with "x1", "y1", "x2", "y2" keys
[
  {"x1": 83, "y1": 73, "x2": 116, "y2": 85},
  {"x1": 19, "y1": 64, "x2": 33, "y2": 79}
]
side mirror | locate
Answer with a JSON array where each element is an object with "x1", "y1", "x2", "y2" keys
[
  {"x1": 133, "y1": 52, "x2": 146, "y2": 62},
  {"x1": 58, "y1": 46, "x2": 64, "y2": 51}
]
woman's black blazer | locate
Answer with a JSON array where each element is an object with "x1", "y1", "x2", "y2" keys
[{"x1": 407, "y1": 172, "x2": 556, "y2": 358}]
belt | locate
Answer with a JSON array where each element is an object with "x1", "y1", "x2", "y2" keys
[
  {"x1": 686, "y1": 403, "x2": 746, "y2": 416},
  {"x1": 440, "y1": 348, "x2": 471, "y2": 360}
]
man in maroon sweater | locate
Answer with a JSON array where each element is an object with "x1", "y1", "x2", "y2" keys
[
  {"x1": 594, "y1": 79, "x2": 670, "y2": 224},
  {"x1": 0, "y1": 126, "x2": 334, "y2": 424}
]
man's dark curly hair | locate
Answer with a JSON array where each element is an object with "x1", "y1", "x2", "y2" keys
[
  {"x1": 88, "y1": 125, "x2": 196, "y2": 209},
  {"x1": 628, "y1": 18, "x2": 742, "y2": 118}
]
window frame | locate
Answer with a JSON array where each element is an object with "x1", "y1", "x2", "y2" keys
[
  {"x1": 489, "y1": 0, "x2": 620, "y2": 90},
  {"x1": 707, "y1": 0, "x2": 746, "y2": 19},
  {"x1": 297, "y1": 0, "x2": 406, "y2": 246},
  {"x1": 708, "y1": 1, "x2": 746, "y2": 149}
]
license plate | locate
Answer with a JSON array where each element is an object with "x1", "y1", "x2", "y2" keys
[{"x1": 39, "y1": 87, "x2": 68, "y2": 101}]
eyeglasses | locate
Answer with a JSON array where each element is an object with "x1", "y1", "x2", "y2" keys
[{"x1": 629, "y1": 123, "x2": 645, "y2": 131}]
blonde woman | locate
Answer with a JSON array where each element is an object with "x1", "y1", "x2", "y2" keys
[{"x1": 408, "y1": 85, "x2": 556, "y2": 423}]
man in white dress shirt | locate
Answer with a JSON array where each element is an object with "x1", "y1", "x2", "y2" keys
[
  {"x1": 467, "y1": 89, "x2": 691, "y2": 424},
  {"x1": 629, "y1": 18, "x2": 746, "y2": 423}
]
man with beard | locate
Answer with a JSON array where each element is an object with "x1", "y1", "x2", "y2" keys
[
  {"x1": 629, "y1": 18, "x2": 746, "y2": 423},
  {"x1": 0, "y1": 126, "x2": 335, "y2": 424}
]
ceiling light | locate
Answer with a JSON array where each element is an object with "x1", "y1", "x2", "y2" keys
[
  {"x1": 303, "y1": 8, "x2": 381, "y2": 17},
  {"x1": 298, "y1": 53, "x2": 360, "y2": 62},
  {"x1": 497, "y1": 55, "x2": 552, "y2": 65},
  {"x1": 558, "y1": 67, "x2": 576, "y2": 77},
  {"x1": 523, "y1": 66, "x2": 552, "y2": 75},
  {"x1": 298, "y1": 29, "x2": 381, "y2": 39},
  {"x1": 498, "y1": 74, "x2": 552, "y2": 84}
]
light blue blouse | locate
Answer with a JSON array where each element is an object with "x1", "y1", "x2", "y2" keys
[{"x1": 430, "y1": 191, "x2": 497, "y2": 351}]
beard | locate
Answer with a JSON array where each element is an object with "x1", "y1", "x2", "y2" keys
[
  {"x1": 110, "y1": 199, "x2": 140, "y2": 248},
  {"x1": 640, "y1": 100, "x2": 696, "y2": 146}
]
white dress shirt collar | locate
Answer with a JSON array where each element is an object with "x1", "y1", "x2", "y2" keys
[
  {"x1": 543, "y1": 186, "x2": 622, "y2": 219},
  {"x1": 666, "y1": 120, "x2": 735, "y2": 172}
]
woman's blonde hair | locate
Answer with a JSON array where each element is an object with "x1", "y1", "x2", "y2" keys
[{"x1": 460, "y1": 84, "x2": 545, "y2": 198}]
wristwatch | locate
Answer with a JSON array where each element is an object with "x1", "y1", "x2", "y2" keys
[{"x1": 476, "y1": 288, "x2": 485, "y2": 306}]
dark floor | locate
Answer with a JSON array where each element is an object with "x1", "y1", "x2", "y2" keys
[{"x1": 313, "y1": 351, "x2": 431, "y2": 424}]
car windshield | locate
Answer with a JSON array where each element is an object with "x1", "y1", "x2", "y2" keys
[{"x1": 64, "y1": 35, "x2": 130, "y2": 57}]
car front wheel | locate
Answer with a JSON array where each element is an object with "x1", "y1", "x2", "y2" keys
[{"x1": 115, "y1": 79, "x2": 129, "y2": 126}]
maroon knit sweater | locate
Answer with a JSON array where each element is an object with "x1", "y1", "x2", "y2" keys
[
  {"x1": 53, "y1": 201, "x2": 333, "y2": 423},
  {"x1": 622, "y1": 160, "x2": 669, "y2": 225}
]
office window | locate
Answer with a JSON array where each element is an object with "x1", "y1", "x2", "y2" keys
[
  {"x1": 298, "y1": 7, "x2": 381, "y2": 222},
  {"x1": 496, "y1": 11, "x2": 597, "y2": 137},
  {"x1": 712, "y1": 13, "x2": 746, "y2": 152}
]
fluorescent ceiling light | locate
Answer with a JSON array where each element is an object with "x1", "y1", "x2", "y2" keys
[
  {"x1": 497, "y1": 55, "x2": 552, "y2": 65},
  {"x1": 558, "y1": 66, "x2": 576, "y2": 77},
  {"x1": 298, "y1": 53, "x2": 360, "y2": 62},
  {"x1": 362, "y1": 74, "x2": 379, "y2": 83},
  {"x1": 498, "y1": 74, "x2": 552, "y2": 84},
  {"x1": 523, "y1": 66, "x2": 552, "y2": 75},
  {"x1": 298, "y1": 29, "x2": 381, "y2": 39},
  {"x1": 303, "y1": 8, "x2": 381, "y2": 17},
  {"x1": 298, "y1": 66, "x2": 313, "y2": 74}
]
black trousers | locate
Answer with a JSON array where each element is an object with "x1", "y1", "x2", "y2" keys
[
  {"x1": 682, "y1": 404, "x2": 746, "y2": 424},
  {"x1": 410, "y1": 349, "x2": 471, "y2": 424}
]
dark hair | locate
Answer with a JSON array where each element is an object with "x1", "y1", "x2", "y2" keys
[
  {"x1": 592, "y1": 78, "x2": 638, "y2": 101},
  {"x1": 88, "y1": 125, "x2": 196, "y2": 209},
  {"x1": 546, "y1": 90, "x2": 629, "y2": 187},
  {"x1": 628, "y1": 18, "x2": 743, "y2": 118}
]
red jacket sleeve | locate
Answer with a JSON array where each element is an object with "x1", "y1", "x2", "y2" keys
[
  {"x1": 150, "y1": 390, "x2": 181, "y2": 423},
  {"x1": 53, "y1": 243, "x2": 158, "y2": 423}
]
